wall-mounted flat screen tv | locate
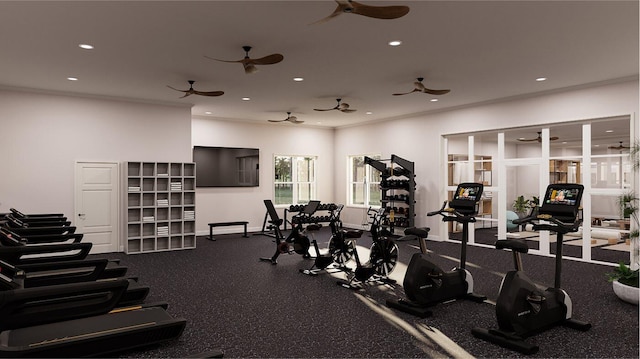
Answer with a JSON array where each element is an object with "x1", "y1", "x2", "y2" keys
[{"x1": 193, "y1": 146, "x2": 259, "y2": 187}]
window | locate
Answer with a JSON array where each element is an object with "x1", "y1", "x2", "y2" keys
[
  {"x1": 348, "y1": 155, "x2": 382, "y2": 207},
  {"x1": 274, "y1": 155, "x2": 316, "y2": 205}
]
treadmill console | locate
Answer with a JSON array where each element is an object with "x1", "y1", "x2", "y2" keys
[
  {"x1": 449, "y1": 182, "x2": 484, "y2": 215},
  {"x1": 539, "y1": 183, "x2": 583, "y2": 222}
]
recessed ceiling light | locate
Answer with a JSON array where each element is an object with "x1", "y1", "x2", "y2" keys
[
  {"x1": 67, "y1": 77, "x2": 78, "y2": 81},
  {"x1": 430, "y1": 99, "x2": 438, "y2": 102},
  {"x1": 78, "y1": 44, "x2": 94, "y2": 50},
  {"x1": 388, "y1": 40, "x2": 402, "y2": 46},
  {"x1": 366, "y1": 111, "x2": 373, "y2": 115},
  {"x1": 605, "y1": 129, "x2": 614, "y2": 133},
  {"x1": 242, "y1": 97, "x2": 250, "y2": 101},
  {"x1": 536, "y1": 77, "x2": 547, "y2": 82},
  {"x1": 562, "y1": 141, "x2": 567, "y2": 144},
  {"x1": 594, "y1": 144, "x2": 600, "y2": 147},
  {"x1": 205, "y1": 111, "x2": 212, "y2": 115},
  {"x1": 293, "y1": 77, "x2": 304, "y2": 82}
]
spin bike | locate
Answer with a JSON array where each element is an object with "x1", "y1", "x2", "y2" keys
[
  {"x1": 300, "y1": 204, "x2": 358, "y2": 276},
  {"x1": 386, "y1": 182, "x2": 487, "y2": 317},
  {"x1": 472, "y1": 183, "x2": 591, "y2": 355},
  {"x1": 337, "y1": 207, "x2": 399, "y2": 290},
  {"x1": 260, "y1": 200, "x2": 320, "y2": 264}
]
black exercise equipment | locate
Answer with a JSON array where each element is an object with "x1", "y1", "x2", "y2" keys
[
  {"x1": 387, "y1": 182, "x2": 487, "y2": 317},
  {"x1": 471, "y1": 183, "x2": 591, "y2": 355},
  {"x1": 260, "y1": 200, "x2": 319, "y2": 264},
  {"x1": 2, "y1": 215, "x2": 78, "y2": 237},
  {"x1": 337, "y1": 207, "x2": 398, "y2": 290},
  {"x1": 9, "y1": 207, "x2": 65, "y2": 219}
]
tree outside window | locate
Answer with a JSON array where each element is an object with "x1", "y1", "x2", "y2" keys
[
  {"x1": 349, "y1": 155, "x2": 382, "y2": 207},
  {"x1": 274, "y1": 155, "x2": 316, "y2": 205}
]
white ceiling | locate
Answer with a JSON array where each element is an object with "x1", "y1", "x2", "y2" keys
[{"x1": 0, "y1": 1, "x2": 637, "y2": 128}]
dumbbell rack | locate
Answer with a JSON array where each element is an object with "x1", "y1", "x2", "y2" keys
[
  {"x1": 365, "y1": 155, "x2": 416, "y2": 234},
  {"x1": 284, "y1": 203, "x2": 338, "y2": 230}
]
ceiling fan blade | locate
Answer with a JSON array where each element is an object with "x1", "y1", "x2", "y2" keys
[
  {"x1": 350, "y1": 1, "x2": 410, "y2": 19},
  {"x1": 423, "y1": 88, "x2": 451, "y2": 95},
  {"x1": 204, "y1": 55, "x2": 242, "y2": 63},
  {"x1": 392, "y1": 88, "x2": 419, "y2": 96},
  {"x1": 268, "y1": 119, "x2": 287, "y2": 123},
  {"x1": 517, "y1": 138, "x2": 540, "y2": 142},
  {"x1": 193, "y1": 90, "x2": 224, "y2": 97},
  {"x1": 167, "y1": 85, "x2": 193, "y2": 98},
  {"x1": 340, "y1": 109, "x2": 357, "y2": 113},
  {"x1": 313, "y1": 108, "x2": 335, "y2": 111},
  {"x1": 550, "y1": 136, "x2": 559, "y2": 141},
  {"x1": 250, "y1": 53, "x2": 284, "y2": 65},
  {"x1": 310, "y1": 2, "x2": 347, "y2": 24}
]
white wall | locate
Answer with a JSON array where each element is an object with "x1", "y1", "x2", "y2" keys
[
  {"x1": 334, "y1": 79, "x2": 639, "y2": 236},
  {"x1": 0, "y1": 89, "x2": 192, "y2": 217},
  {"x1": 191, "y1": 118, "x2": 334, "y2": 235}
]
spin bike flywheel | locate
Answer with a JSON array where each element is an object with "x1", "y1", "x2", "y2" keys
[
  {"x1": 369, "y1": 239, "x2": 399, "y2": 277},
  {"x1": 328, "y1": 236, "x2": 355, "y2": 265}
]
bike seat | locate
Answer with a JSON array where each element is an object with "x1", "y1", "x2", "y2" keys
[
  {"x1": 495, "y1": 239, "x2": 529, "y2": 253},
  {"x1": 341, "y1": 229, "x2": 363, "y2": 238},
  {"x1": 306, "y1": 223, "x2": 322, "y2": 231},
  {"x1": 404, "y1": 227, "x2": 430, "y2": 238}
]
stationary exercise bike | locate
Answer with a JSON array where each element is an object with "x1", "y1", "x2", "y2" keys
[
  {"x1": 337, "y1": 207, "x2": 399, "y2": 290},
  {"x1": 386, "y1": 182, "x2": 487, "y2": 317},
  {"x1": 300, "y1": 204, "x2": 357, "y2": 276},
  {"x1": 260, "y1": 200, "x2": 319, "y2": 264},
  {"x1": 472, "y1": 183, "x2": 591, "y2": 355}
]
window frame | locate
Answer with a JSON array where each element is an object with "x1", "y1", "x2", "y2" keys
[
  {"x1": 347, "y1": 154, "x2": 382, "y2": 208},
  {"x1": 273, "y1": 154, "x2": 317, "y2": 206}
]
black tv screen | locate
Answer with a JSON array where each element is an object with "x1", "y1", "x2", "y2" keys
[{"x1": 193, "y1": 146, "x2": 259, "y2": 187}]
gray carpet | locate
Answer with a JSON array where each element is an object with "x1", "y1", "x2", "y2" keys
[{"x1": 96, "y1": 227, "x2": 639, "y2": 358}]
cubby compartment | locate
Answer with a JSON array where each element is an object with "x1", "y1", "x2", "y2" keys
[
  {"x1": 156, "y1": 207, "x2": 168, "y2": 221},
  {"x1": 157, "y1": 237, "x2": 170, "y2": 251},
  {"x1": 142, "y1": 178, "x2": 155, "y2": 192},
  {"x1": 156, "y1": 177, "x2": 169, "y2": 191},
  {"x1": 142, "y1": 162, "x2": 155, "y2": 177},
  {"x1": 128, "y1": 208, "x2": 141, "y2": 223},
  {"x1": 183, "y1": 178, "x2": 195, "y2": 191},
  {"x1": 128, "y1": 223, "x2": 141, "y2": 238},
  {"x1": 171, "y1": 207, "x2": 182, "y2": 220},
  {"x1": 142, "y1": 193, "x2": 155, "y2": 207},
  {"x1": 142, "y1": 208, "x2": 155, "y2": 222},
  {"x1": 170, "y1": 192, "x2": 182, "y2": 206},
  {"x1": 184, "y1": 235, "x2": 196, "y2": 248},
  {"x1": 124, "y1": 161, "x2": 196, "y2": 254},
  {"x1": 170, "y1": 163, "x2": 182, "y2": 176},
  {"x1": 183, "y1": 221, "x2": 195, "y2": 234},
  {"x1": 170, "y1": 236, "x2": 183, "y2": 249},
  {"x1": 183, "y1": 192, "x2": 195, "y2": 205},
  {"x1": 157, "y1": 163, "x2": 169, "y2": 176},
  {"x1": 184, "y1": 163, "x2": 195, "y2": 177},
  {"x1": 127, "y1": 162, "x2": 141, "y2": 176},
  {"x1": 127, "y1": 239, "x2": 141, "y2": 253},
  {"x1": 128, "y1": 193, "x2": 141, "y2": 207},
  {"x1": 142, "y1": 238, "x2": 156, "y2": 252}
]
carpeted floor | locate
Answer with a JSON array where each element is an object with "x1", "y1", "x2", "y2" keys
[{"x1": 96, "y1": 226, "x2": 639, "y2": 358}]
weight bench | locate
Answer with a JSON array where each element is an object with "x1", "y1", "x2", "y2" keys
[{"x1": 208, "y1": 221, "x2": 249, "y2": 241}]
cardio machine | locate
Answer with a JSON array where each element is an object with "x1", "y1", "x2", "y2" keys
[
  {"x1": 386, "y1": 182, "x2": 487, "y2": 318},
  {"x1": 260, "y1": 200, "x2": 318, "y2": 264},
  {"x1": 471, "y1": 183, "x2": 591, "y2": 355}
]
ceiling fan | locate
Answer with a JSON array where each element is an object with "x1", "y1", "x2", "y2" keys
[
  {"x1": 608, "y1": 141, "x2": 630, "y2": 150},
  {"x1": 166, "y1": 80, "x2": 224, "y2": 98},
  {"x1": 314, "y1": 98, "x2": 357, "y2": 113},
  {"x1": 205, "y1": 46, "x2": 283, "y2": 74},
  {"x1": 517, "y1": 132, "x2": 559, "y2": 142},
  {"x1": 313, "y1": 0, "x2": 410, "y2": 24},
  {"x1": 268, "y1": 112, "x2": 304, "y2": 124},
  {"x1": 393, "y1": 77, "x2": 451, "y2": 96}
]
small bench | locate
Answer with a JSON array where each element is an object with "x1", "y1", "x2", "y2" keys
[{"x1": 208, "y1": 221, "x2": 249, "y2": 241}]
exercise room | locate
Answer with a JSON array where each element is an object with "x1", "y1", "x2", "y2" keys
[{"x1": 0, "y1": 1, "x2": 638, "y2": 358}]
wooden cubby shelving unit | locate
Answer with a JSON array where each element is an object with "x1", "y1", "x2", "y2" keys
[
  {"x1": 365, "y1": 154, "x2": 416, "y2": 233},
  {"x1": 124, "y1": 161, "x2": 196, "y2": 254}
]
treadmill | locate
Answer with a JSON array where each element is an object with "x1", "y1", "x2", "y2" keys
[{"x1": 0, "y1": 260, "x2": 186, "y2": 357}]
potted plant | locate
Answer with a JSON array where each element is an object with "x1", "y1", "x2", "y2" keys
[
  {"x1": 607, "y1": 262, "x2": 639, "y2": 305},
  {"x1": 512, "y1": 195, "x2": 530, "y2": 217}
]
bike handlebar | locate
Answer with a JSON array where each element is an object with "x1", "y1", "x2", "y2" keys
[
  {"x1": 513, "y1": 213, "x2": 581, "y2": 232},
  {"x1": 427, "y1": 201, "x2": 476, "y2": 223}
]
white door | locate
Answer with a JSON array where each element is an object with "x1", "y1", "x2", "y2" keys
[{"x1": 75, "y1": 162, "x2": 119, "y2": 254}]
